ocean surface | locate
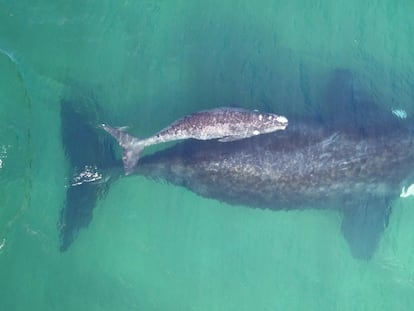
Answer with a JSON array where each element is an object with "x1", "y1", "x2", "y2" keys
[{"x1": 1, "y1": 1, "x2": 414, "y2": 310}]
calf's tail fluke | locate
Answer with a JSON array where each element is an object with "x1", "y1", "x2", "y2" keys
[{"x1": 101, "y1": 124, "x2": 144, "y2": 175}]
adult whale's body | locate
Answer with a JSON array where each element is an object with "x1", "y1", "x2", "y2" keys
[
  {"x1": 59, "y1": 70, "x2": 414, "y2": 259},
  {"x1": 134, "y1": 117, "x2": 414, "y2": 259},
  {"x1": 137, "y1": 120, "x2": 412, "y2": 210}
]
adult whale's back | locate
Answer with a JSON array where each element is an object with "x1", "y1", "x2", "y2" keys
[{"x1": 137, "y1": 119, "x2": 414, "y2": 210}]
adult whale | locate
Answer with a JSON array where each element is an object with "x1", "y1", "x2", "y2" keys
[{"x1": 59, "y1": 69, "x2": 414, "y2": 259}]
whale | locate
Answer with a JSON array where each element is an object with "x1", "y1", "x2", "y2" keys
[
  {"x1": 102, "y1": 107, "x2": 287, "y2": 175},
  {"x1": 59, "y1": 99, "x2": 120, "y2": 251},
  {"x1": 59, "y1": 69, "x2": 414, "y2": 259}
]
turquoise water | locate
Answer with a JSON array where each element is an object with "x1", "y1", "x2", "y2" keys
[{"x1": 1, "y1": 1, "x2": 414, "y2": 310}]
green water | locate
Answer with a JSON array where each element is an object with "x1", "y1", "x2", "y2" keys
[{"x1": 1, "y1": 1, "x2": 414, "y2": 310}]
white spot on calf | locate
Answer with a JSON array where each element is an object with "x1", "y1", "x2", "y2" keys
[{"x1": 276, "y1": 115, "x2": 288, "y2": 123}]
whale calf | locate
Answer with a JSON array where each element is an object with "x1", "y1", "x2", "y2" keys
[
  {"x1": 59, "y1": 69, "x2": 413, "y2": 259},
  {"x1": 102, "y1": 107, "x2": 288, "y2": 174}
]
